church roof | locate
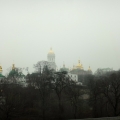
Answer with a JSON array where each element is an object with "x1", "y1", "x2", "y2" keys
[
  {"x1": 76, "y1": 60, "x2": 83, "y2": 69},
  {"x1": 0, "y1": 74, "x2": 5, "y2": 78}
]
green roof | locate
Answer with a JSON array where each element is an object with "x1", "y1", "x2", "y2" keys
[
  {"x1": 0, "y1": 74, "x2": 5, "y2": 78},
  {"x1": 8, "y1": 69, "x2": 25, "y2": 78},
  {"x1": 59, "y1": 67, "x2": 69, "y2": 72}
]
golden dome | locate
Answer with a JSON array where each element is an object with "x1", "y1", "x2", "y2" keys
[
  {"x1": 76, "y1": 60, "x2": 82, "y2": 69},
  {"x1": 88, "y1": 66, "x2": 91, "y2": 71},
  {"x1": 0, "y1": 66, "x2": 2, "y2": 72},
  {"x1": 12, "y1": 64, "x2": 15, "y2": 70},
  {"x1": 48, "y1": 48, "x2": 54, "y2": 54}
]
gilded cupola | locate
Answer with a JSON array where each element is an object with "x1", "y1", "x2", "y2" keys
[
  {"x1": 12, "y1": 64, "x2": 15, "y2": 70},
  {"x1": 76, "y1": 60, "x2": 83, "y2": 69},
  {"x1": 0, "y1": 65, "x2": 2, "y2": 73},
  {"x1": 48, "y1": 48, "x2": 54, "y2": 54}
]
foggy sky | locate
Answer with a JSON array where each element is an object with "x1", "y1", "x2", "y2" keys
[{"x1": 0, "y1": 0, "x2": 120, "y2": 75}]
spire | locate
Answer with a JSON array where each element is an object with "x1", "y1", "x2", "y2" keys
[
  {"x1": 12, "y1": 64, "x2": 15, "y2": 70},
  {"x1": 0, "y1": 65, "x2": 2, "y2": 73},
  {"x1": 76, "y1": 60, "x2": 82, "y2": 69},
  {"x1": 88, "y1": 66, "x2": 91, "y2": 71}
]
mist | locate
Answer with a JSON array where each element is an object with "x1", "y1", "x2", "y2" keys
[{"x1": 0, "y1": 0, "x2": 120, "y2": 74}]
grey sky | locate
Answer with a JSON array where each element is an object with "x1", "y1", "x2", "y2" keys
[{"x1": 0, "y1": 0, "x2": 120, "y2": 74}]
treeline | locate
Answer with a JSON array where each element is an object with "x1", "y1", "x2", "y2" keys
[{"x1": 0, "y1": 67, "x2": 120, "y2": 120}]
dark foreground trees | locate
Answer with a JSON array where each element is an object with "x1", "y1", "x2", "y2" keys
[
  {"x1": 65, "y1": 81, "x2": 84, "y2": 119},
  {"x1": 89, "y1": 70, "x2": 120, "y2": 118},
  {"x1": 27, "y1": 67, "x2": 89, "y2": 119},
  {"x1": 1, "y1": 66, "x2": 120, "y2": 119},
  {"x1": 34, "y1": 66, "x2": 53, "y2": 120},
  {"x1": 0, "y1": 84, "x2": 26, "y2": 120},
  {"x1": 53, "y1": 71, "x2": 70, "y2": 119},
  {"x1": 102, "y1": 71, "x2": 120, "y2": 116}
]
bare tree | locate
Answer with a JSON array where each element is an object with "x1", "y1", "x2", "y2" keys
[
  {"x1": 27, "y1": 66, "x2": 54, "y2": 120},
  {"x1": 101, "y1": 72, "x2": 120, "y2": 116},
  {"x1": 53, "y1": 71, "x2": 70, "y2": 119}
]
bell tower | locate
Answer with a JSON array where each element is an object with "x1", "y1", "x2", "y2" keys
[
  {"x1": 47, "y1": 48, "x2": 56, "y2": 70},
  {"x1": 47, "y1": 48, "x2": 55, "y2": 63}
]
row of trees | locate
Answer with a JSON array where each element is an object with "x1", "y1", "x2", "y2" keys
[
  {"x1": 0, "y1": 65, "x2": 120, "y2": 119},
  {"x1": 88, "y1": 70, "x2": 120, "y2": 117},
  {"x1": 0, "y1": 66, "x2": 88, "y2": 120},
  {"x1": 26, "y1": 66, "x2": 88, "y2": 119}
]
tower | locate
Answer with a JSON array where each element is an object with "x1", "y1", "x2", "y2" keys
[
  {"x1": 88, "y1": 66, "x2": 92, "y2": 74},
  {"x1": 0, "y1": 65, "x2": 2, "y2": 74},
  {"x1": 47, "y1": 48, "x2": 55, "y2": 62},
  {"x1": 76, "y1": 60, "x2": 83, "y2": 69},
  {"x1": 12, "y1": 64, "x2": 15, "y2": 70},
  {"x1": 47, "y1": 48, "x2": 56, "y2": 70}
]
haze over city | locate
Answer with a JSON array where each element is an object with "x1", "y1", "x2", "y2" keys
[{"x1": 0, "y1": 0, "x2": 120, "y2": 75}]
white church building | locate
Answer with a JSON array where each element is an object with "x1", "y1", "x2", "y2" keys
[{"x1": 47, "y1": 48, "x2": 56, "y2": 70}]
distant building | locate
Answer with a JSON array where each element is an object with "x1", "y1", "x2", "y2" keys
[
  {"x1": 47, "y1": 48, "x2": 56, "y2": 71},
  {"x1": 57, "y1": 63, "x2": 78, "y2": 83},
  {"x1": 70, "y1": 60, "x2": 92, "y2": 75},
  {"x1": 34, "y1": 48, "x2": 57, "y2": 72},
  {"x1": 58, "y1": 60, "x2": 92, "y2": 84},
  {"x1": 59, "y1": 63, "x2": 69, "y2": 72},
  {"x1": 67, "y1": 73, "x2": 78, "y2": 82},
  {"x1": 7, "y1": 64, "x2": 28, "y2": 87}
]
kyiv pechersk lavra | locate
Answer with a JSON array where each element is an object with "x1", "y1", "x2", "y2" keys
[
  {"x1": 46, "y1": 48, "x2": 92, "y2": 84},
  {"x1": 0, "y1": 48, "x2": 92, "y2": 86},
  {"x1": 47, "y1": 48, "x2": 92, "y2": 75}
]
